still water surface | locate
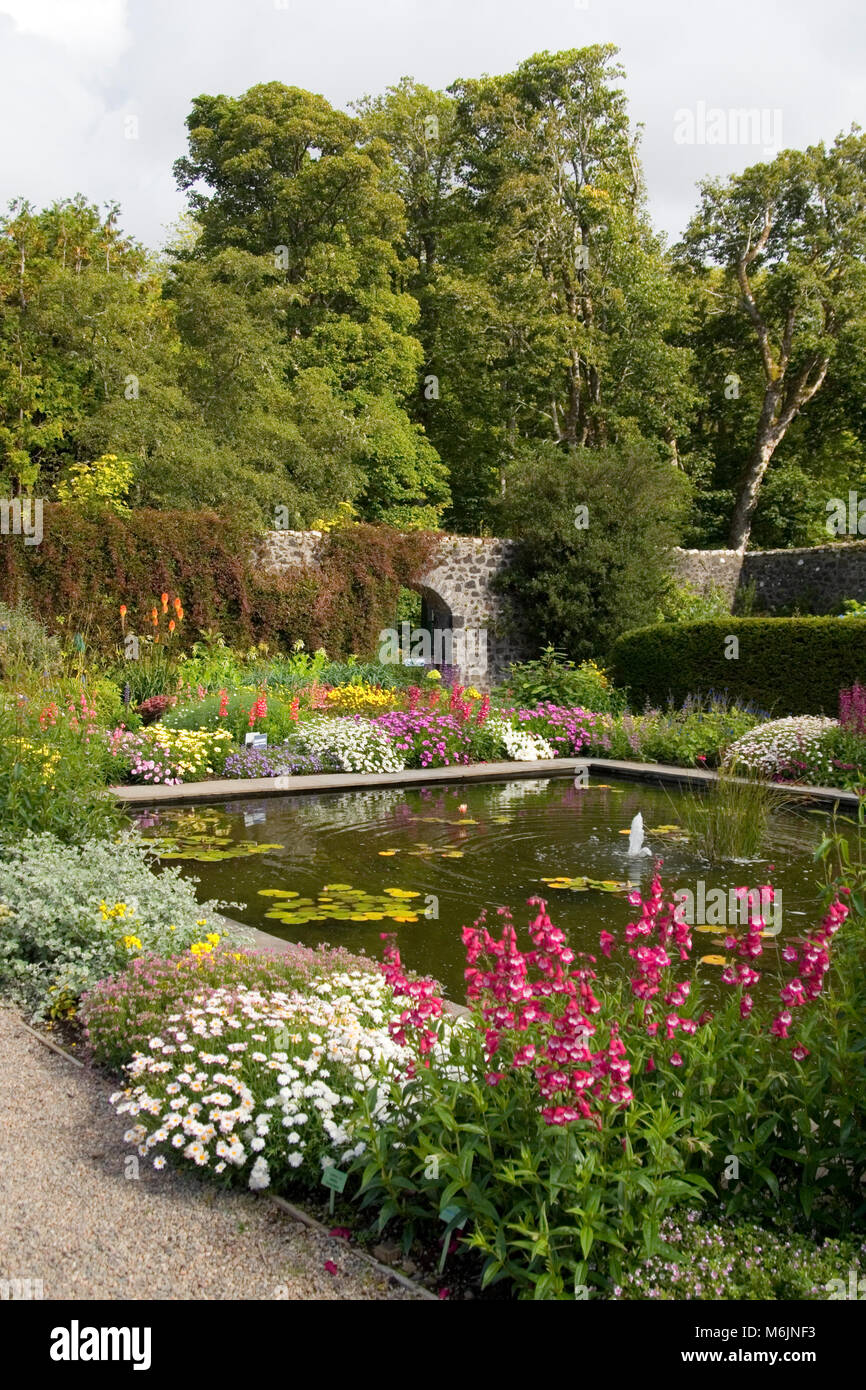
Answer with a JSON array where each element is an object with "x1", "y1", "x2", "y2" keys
[{"x1": 131, "y1": 775, "x2": 837, "y2": 1001}]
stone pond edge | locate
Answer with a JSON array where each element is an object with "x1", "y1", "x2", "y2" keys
[{"x1": 109, "y1": 756, "x2": 862, "y2": 809}]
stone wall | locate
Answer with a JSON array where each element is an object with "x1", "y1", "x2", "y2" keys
[
  {"x1": 675, "y1": 542, "x2": 866, "y2": 613},
  {"x1": 255, "y1": 530, "x2": 866, "y2": 685},
  {"x1": 254, "y1": 530, "x2": 525, "y2": 685}
]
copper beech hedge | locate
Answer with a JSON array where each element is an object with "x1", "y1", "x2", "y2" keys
[{"x1": 0, "y1": 505, "x2": 437, "y2": 658}]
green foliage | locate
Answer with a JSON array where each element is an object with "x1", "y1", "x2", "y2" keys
[
  {"x1": 494, "y1": 441, "x2": 690, "y2": 660},
  {"x1": 56, "y1": 453, "x2": 134, "y2": 513},
  {"x1": 656, "y1": 579, "x2": 730, "y2": 624},
  {"x1": 353, "y1": 1020, "x2": 713, "y2": 1298},
  {"x1": 619, "y1": 1214, "x2": 864, "y2": 1299},
  {"x1": 816, "y1": 724, "x2": 866, "y2": 790},
  {"x1": 0, "y1": 599, "x2": 61, "y2": 678},
  {"x1": 579, "y1": 698, "x2": 761, "y2": 768},
  {"x1": 611, "y1": 618, "x2": 866, "y2": 715},
  {"x1": 0, "y1": 831, "x2": 236, "y2": 1017},
  {"x1": 367, "y1": 51, "x2": 695, "y2": 531},
  {"x1": 161, "y1": 691, "x2": 298, "y2": 744},
  {"x1": 173, "y1": 83, "x2": 449, "y2": 528},
  {"x1": 673, "y1": 770, "x2": 800, "y2": 862},
  {"x1": 677, "y1": 131, "x2": 866, "y2": 549},
  {"x1": 0, "y1": 505, "x2": 436, "y2": 662},
  {"x1": 0, "y1": 686, "x2": 121, "y2": 843},
  {"x1": 498, "y1": 647, "x2": 626, "y2": 712}
]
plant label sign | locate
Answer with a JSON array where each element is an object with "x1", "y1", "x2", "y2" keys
[
  {"x1": 244, "y1": 732, "x2": 268, "y2": 749},
  {"x1": 321, "y1": 1165, "x2": 348, "y2": 1213}
]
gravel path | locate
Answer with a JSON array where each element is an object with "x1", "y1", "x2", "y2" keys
[{"x1": 0, "y1": 1008, "x2": 417, "y2": 1301}]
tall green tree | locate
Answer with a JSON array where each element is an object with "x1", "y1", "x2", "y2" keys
[
  {"x1": 679, "y1": 130, "x2": 866, "y2": 550},
  {"x1": 173, "y1": 82, "x2": 449, "y2": 526},
  {"x1": 0, "y1": 196, "x2": 150, "y2": 492},
  {"x1": 360, "y1": 50, "x2": 694, "y2": 532}
]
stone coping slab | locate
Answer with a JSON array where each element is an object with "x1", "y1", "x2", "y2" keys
[{"x1": 110, "y1": 756, "x2": 861, "y2": 808}]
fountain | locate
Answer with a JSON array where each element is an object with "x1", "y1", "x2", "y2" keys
[{"x1": 627, "y1": 811, "x2": 652, "y2": 857}]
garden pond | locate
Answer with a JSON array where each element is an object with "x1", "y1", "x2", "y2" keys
[{"x1": 130, "y1": 775, "x2": 846, "y2": 1001}]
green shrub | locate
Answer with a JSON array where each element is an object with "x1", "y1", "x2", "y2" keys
[
  {"x1": 582, "y1": 698, "x2": 761, "y2": 768},
  {"x1": 498, "y1": 646, "x2": 627, "y2": 712},
  {"x1": 656, "y1": 578, "x2": 731, "y2": 623},
  {"x1": 0, "y1": 599, "x2": 61, "y2": 678},
  {"x1": 0, "y1": 831, "x2": 240, "y2": 1017},
  {"x1": 611, "y1": 618, "x2": 866, "y2": 715},
  {"x1": 618, "y1": 1214, "x2": 865, "y2": 1299},
  {"x1": 493, "y1": 440, "x2": 690, "y2": 661}
]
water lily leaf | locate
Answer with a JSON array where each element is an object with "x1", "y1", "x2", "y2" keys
[
  {"x1": 378, "y1": 850, "x2": 398, "y2": 856},
  {"x1": 700, "y1": 954, "x2": 728, "y2": 966},
  {"x1": 440, "y1": 850, "x2": 464, "y2": 859},
  {"x1": 324, "y1": 883, "x2": 353, "y2": 891},
  {"x1": 384, "y1": 888, "x2": 421, "y2": 898},
  {"x1": 258, "y1": 889, "x2": 300, "y2": 898},
  {"x1": 542, "y1": 875, "x2": 633, "y2": 895},
  {"x1": 647, "y1": 825, "x2": 683, "y2": 835}
]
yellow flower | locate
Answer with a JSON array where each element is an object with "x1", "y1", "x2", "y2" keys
[
  {"x1": 122, "y1": 934, "x2": 143, "y2": 951},
  {"x1": 426, "y1": 669, "x2": 442, "y2": 681}
]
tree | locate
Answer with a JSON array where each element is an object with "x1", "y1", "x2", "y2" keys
[
  {"x1": 173, "y1": 82, "x2": 449, "y2": 527},
  {"x1": 679, "y1": 130, "x2": 866, "y2": 550},
  {"x1": 493, "y1": 441, "x2": 690, "y2": 661},
  {"x1": 361, "y1": 50, "x2": 694, "y2": 531},
  {"x1": 0, "y1": 196, "x2": 149, "y2": 493}
]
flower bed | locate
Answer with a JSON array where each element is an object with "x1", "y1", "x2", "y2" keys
[
  {"x1": 91, "y1": 963, "x2": 445, "y2": 1195},
  {"x1": 75, "y1": 849, "x2": 866, "y2": 1299},
  {"x1": 0, "y1": 831, "x2": 237, "y2": 1018}
]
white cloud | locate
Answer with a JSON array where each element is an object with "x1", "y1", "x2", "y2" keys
[
  {"x1": 0, "y1": 0, "x2": 130, "y2": 62},
  {"x1": 0, "y1": 0, "x2": 862, "y2": 248}
]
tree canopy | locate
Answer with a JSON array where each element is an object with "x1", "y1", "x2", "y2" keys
[{"x1": 1, "y1": 56, "x2": 864, "y2": 552}]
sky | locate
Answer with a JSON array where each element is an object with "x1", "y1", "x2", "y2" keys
[{"x1": 0, "y1": 0, "x2": 863, "y2": 252}]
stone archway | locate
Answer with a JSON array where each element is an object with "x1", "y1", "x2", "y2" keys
[
  {"x1": 416, "y1": 583, "x2": 453, "y2": 671},
  {"x1": 256, "y1": 529, "x2": 529, "y2": 686}
]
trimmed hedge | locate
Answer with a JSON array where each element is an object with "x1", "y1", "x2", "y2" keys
[
  {"x1": 0, "y1": 505, "x2": 436, "y2": 660},
  {"x1": 610, "y1": 618, "x2": 866, "y2": 716}
]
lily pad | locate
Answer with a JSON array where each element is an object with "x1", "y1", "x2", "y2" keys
[{"x1": 541, "y1": 875, "x2": 634, "y2": 895}]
